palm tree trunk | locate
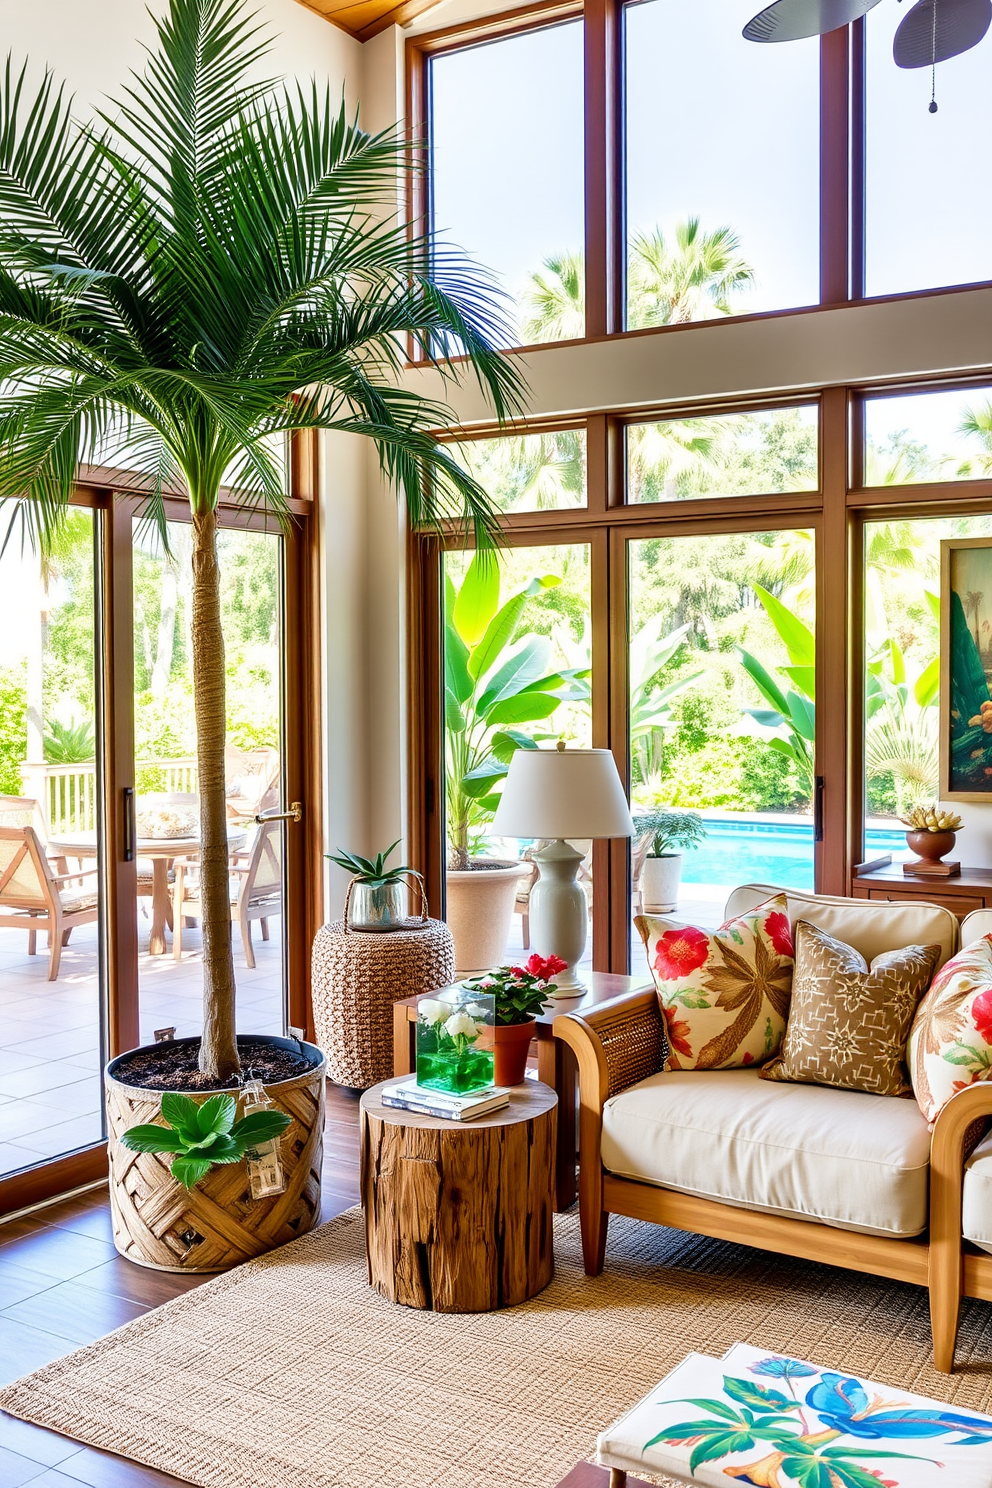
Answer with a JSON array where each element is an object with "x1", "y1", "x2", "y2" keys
[{"x1": 191, "y1": 508, "x2": 239, "y2": 1081}]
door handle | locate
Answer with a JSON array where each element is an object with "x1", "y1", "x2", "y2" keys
[
  {"x1": 123, "y1": 786, "x2": 136, "y2": 862},
  {"x1": 255, "y1": 801, "x2": 302, "y2": 825},
  {"x1": 813, "y1": 776, "x2": 825, "y2": 844}
]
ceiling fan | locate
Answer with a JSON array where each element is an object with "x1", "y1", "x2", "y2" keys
[{"x1": 743, "y1": 0, "x2": 992, "y2": 111}]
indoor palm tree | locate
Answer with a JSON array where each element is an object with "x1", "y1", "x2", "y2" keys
[{"x1": 0, "y1": 0, "x2": 523, "y2": 1082}]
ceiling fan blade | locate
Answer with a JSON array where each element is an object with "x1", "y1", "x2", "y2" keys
[
  {"x1": 743, "y1": 0, "x2": 883, "y2": 42},
  {"x1": 893, "y1": 0, "x2": 992, "y2": 66}
]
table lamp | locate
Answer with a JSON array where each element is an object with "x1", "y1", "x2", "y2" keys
[{"x1": 491, "y1": 743, "x2": 634, "y2": 995}]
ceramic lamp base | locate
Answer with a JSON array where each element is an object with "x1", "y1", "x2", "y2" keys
[{"x1": 529, "y1": 839, "x2": 588, "y2": 996}]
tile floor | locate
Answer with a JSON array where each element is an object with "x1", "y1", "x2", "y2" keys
[{"x1": 0, "y1": 907, "x2": 284, "y2": 1180}]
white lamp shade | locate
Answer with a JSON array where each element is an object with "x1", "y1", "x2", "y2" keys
[{"x1": 492, "y1": 748, "x2": 635, "y2": 840}]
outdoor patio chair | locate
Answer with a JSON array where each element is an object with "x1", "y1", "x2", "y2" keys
[
  {"x1": 224, "y1": 746, "x2": 280, "y2": 823},
  {"x1": 0, "y1": 824, "x2": 99, "y2": 979},
  {"x1": 172, "y1": 818, "x2": 282, "y2": 967},
  {"x1": 513, "y1": 838, "x2": 594, "y2": 951}
]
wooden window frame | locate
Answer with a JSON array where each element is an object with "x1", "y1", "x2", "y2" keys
[{"x1": 0, "y1": 436, "x2": 322, "y2": 1218}]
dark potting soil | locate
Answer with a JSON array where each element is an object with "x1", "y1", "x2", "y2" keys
[{"x1": 115, "y1": 1039, "x2": 318, "y2": 1092}]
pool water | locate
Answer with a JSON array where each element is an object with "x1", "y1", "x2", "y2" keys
[{"x1": 680, "y1": 820, "x2": 906, "y2": 892}]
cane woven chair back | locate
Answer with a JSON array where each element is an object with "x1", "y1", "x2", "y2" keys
[
  {"x1": 0, "y1": 796, "x2": 48, "y2": 842},
  {"x1": 0, "y1": 825, "x2": 54, "y2": 909},
  {"x1": 244, "y1": 819, "x2": 282, "y2": 904}
]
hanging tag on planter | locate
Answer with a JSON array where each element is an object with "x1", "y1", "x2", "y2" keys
[{"x1": 241, "y1": 1078, "x2": 287, "y2": 1199}]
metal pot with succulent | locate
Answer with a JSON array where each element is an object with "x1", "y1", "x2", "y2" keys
[
  {"x1": 461, "y1": 953, "x2": 567, "y2": 1086},
  {"x1": 634, "y1": 808, "x2": 707, "y2": 913},
  {"x1": 900, "y1": 805, "x2": 964, "y2": 876},
  {"x1": 328, "y1": 841, "x2": 423, "y2": 931}
]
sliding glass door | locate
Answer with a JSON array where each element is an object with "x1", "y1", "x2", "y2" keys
[
  {"x1": 132, "y1": 519, "x2": 289, "y2": 1044},
  {"x1": 0, "y1": 472, "x2": 318, "y2": 1212},
  {"x1": 627, "y1": 527, "x2": 816, "y2": 933},
  {"x1": 0, "y1": 510, "x2": 105, "y2": 1178}
]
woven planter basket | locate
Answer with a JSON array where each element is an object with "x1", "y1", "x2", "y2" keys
[
  {"x1": 106, "y1": 1035, "x2": 325, "y2": 1274},
  {"x1": 312, "y1": 915, "x2": 455, "y2": 1088}
]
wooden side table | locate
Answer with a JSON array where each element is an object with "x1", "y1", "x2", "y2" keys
[
  {"x1": 392, "y1": 972, "x2": 651, "y2": 1211},
  {"x1": 360, "y1": 1077, "x2": 557, "y2": 1312},
  {"x1": 852, "y1": 863, "x2": 992, "y2": 920}
]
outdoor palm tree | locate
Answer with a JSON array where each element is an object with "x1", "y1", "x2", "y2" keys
[
  {"x1": 628, "y1": 218, "x2": 754, "y2": 328},
  {"x1": 0, "y1": 0, "x2": 523, "y2": 1081},
  {"x1": 520, "y1": 249, "x2": 584, "y2": 343}
]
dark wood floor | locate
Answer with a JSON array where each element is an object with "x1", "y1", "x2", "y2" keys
[{"x1": 0, "y1": 1083, "x2": 363, "y2": 1487}]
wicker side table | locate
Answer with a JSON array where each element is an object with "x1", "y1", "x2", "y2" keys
[{"x1": 311, "y1": 918, "x2": 455, "y2": 1088}]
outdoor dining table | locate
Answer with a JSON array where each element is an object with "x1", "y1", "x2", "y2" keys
[{"x1": 48, "y1": 829, "x2": 247, "y2": 955}]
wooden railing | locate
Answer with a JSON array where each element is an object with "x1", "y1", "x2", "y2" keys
[{"x1": 21, "y1": 758, "x2": 199, "y2": 836}]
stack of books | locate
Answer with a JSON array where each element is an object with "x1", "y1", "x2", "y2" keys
[{"x1": 382, "y1": 1079, "x2": 510, "y2": 1121}]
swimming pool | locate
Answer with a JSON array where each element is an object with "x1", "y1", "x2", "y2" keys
[{"x1": 679, "y1": 819, "x2": 906, "y2": 891}]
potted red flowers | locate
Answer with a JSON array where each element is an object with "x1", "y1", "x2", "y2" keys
[{"x1": 462, "y1": 954, "x2": 567, "y2": 1086}]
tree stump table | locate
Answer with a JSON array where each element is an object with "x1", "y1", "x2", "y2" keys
[{"x1": 360, "y1": 1077, "x2": 557, "y2": 1312}]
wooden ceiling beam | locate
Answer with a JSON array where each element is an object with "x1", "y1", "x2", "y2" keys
[{"x1": 293, "y1": 0, "x2": 452, "y2": 43}]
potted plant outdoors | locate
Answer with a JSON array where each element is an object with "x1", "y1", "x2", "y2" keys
[
  {"x1": 327, "y1": 841, "x2": 419, "y2": 931},
  {"x1": 634, "y1": 808, "x2": 707, "y2": 913},
  {"x1": 462, "y1": 953, "x2": 567, "y2": 1086},
  {"x1": 0, "y1": 0, "x2": 522, "y2": 1269},
  {"x1": 445, "y1": 554, "x2": 588, "y2": 972}
]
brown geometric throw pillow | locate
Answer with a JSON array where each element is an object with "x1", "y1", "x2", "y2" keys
[{"x1": 760, "y1": 919, "x2": 940, "y2": 1096}]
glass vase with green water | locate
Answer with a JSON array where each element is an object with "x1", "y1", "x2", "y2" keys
[{"x1": 416, "y1": 989, "x2": 495, "y2": 1095}]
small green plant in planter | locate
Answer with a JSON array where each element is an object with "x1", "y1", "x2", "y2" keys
[
  {"x1": 634, "y1": 808, "x2": 707, "y2": 915},
  {"x1": 462, "y1": 953, "x2": 567, "y2": 1086},
  {"x1": 120, "y1": 1093, "x2": 291, "y2": 1190},
  {"x1": 327, "y1": 841, "x2": 417, "y2": 930}
]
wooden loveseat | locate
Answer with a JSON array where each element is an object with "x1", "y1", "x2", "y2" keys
[{"x1": 554, "y1": 884, "x2": 992, "y2": 1373}]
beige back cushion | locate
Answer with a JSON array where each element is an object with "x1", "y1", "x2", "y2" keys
[
  {"x1": 723, "y1": 883, "x2": 958, "y2": 969},
  {"x1": 962, "y1": 909, "x2": 992, "y2": 946}
]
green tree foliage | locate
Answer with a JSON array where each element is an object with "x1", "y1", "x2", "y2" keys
[
  {"x1": 444, "y1": 555, "x2": 588, "y2": 867},
  {"x1": 0, "y1": 664, "x2": 27, "y2": 794}
]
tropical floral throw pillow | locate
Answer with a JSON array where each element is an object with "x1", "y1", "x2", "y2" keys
[
  {"x1": 634, "y1": 896, "x2": 794, "y2": 1070},
  {"x1": 909, "y1": 933, "x2": 992, "y2": 1124}
]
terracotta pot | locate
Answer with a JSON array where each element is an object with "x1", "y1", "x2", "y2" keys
[
  {"x1": 444, "y1": 860, "x2": 528, "y2": 974},
  {"x1": 493, "y1": 1019, "x2": 536, "y2": 1086},
  {"x1": 906, "y1": 829, "x2": 956, "y2": 864}
]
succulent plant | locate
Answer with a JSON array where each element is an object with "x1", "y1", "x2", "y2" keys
[{"x1": 900, "y1": 805, "x2": 963, "y2": 834}]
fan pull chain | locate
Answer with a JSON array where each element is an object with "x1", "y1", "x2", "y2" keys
[{"x1": 929, "y1": 0, "x2": 939, "y2": 111}]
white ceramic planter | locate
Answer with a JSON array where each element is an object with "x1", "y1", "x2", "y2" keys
[
  {"x1": 445, "y1": 861, "x2": 527, "y2": 974},
  {"x1": 640, "y1": 853, "x2": 683, "y2": 914}
]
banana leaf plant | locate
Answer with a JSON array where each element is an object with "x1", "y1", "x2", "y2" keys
[
  {"x1": 737, "y1": 584, "x2": 816, "y2": 795},
  {"x1": 555, "y1": 614, "x2": 702, "y2": 787},
  {"x1": 445, "y1": 554, "x2": 589, "y2": 869}
]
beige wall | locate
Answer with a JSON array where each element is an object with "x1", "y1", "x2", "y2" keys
[{"x1": 0, "y1": 0, "x2": 361, "y2": 108}]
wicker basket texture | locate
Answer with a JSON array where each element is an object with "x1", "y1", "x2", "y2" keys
[
  {"x1": 106, "y1": 1058, "x2": 325, "y2": 1273},
  {"x1": 311, "y1": 917, "x2": 455, "y2": 1088}
]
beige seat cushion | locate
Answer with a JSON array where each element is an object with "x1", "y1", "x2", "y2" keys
[
  {"x1": 962, "y1": 1129, "x2": 992, "y2": 1256},
  {"x1": 725, "y1": 883, "x2": 958, "y2": 970},
  {"x1": 601, "y1": 1067, "x2": 931, "y2": 1238}
]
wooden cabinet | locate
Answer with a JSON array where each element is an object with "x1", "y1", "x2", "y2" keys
[{"x1": 852, "y1": 864, "x2": 992, "y2": 921}]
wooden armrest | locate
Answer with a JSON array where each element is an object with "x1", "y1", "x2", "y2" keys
[
  {"x1": 50, "y1": 867, "x2": 100, "y2": 885},
  {"x1": 928, "y1": 1082, "x2": 992, "y2": 1371}
]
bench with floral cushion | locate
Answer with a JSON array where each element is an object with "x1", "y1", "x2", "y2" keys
[{"x1": 553, "y1": 883, "x2": 992, "y2": 1373}]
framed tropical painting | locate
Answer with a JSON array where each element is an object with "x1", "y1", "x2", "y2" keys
[{"x1": 941, "y1": 536, "x2": 992, "y2": 800}]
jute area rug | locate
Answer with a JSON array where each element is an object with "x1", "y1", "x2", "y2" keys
[{"x1": 4, "y1": 1208, "x2": 992, "y2": 1488}]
